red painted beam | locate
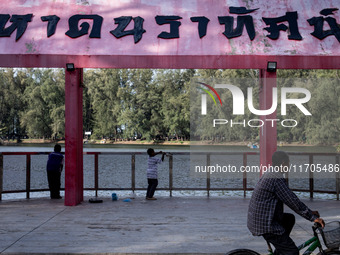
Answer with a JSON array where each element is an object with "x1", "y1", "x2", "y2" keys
[
  {"x1": 0, "y1": 54, "x2": 339, "y2": 69},
  {"x1": 65, "y1": 68, "x2": 83, "y2": 206},
  {"x1": 259, "y1": 69, "x2": 277, "y2": 173}
]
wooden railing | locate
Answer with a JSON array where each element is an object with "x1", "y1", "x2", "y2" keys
[{"x1": 0, "y1": 151, "x2": 339, "y2": 200}]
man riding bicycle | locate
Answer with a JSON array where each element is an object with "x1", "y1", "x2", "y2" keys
[{"x1": 247, "y1": 151, "x2": 325, "y2": 255}]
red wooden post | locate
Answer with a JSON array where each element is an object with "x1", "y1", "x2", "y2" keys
[
  {"x1": 259, "y1": 69, "x2": 277, "y2": 173},
  {"x1": 65, "y1": 68, "x2": 84, "y2": 206}
]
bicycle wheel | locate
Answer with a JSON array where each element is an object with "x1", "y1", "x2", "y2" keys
[
  {"x1": 225, "y1": 249, "x2": 261, "y2": 255},
  {"x1": 317, "y1": 249, "x2": 340, "y2": 255}
]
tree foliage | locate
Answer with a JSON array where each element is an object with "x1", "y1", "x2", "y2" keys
[{"x1": 0, "y1": 68, "x2": 339, "y2": 145}]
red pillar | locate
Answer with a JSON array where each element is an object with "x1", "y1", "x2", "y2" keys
[
  {"x1": 65, "y1": 68, "x2": 83, "y2": 206},
  {"x1": 259, "y1": 69, "x2": 277, "y2": 173}
]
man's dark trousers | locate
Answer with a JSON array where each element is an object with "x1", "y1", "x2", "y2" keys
[{"x1": 262, "y1": 213, "x2": 299, "y2": 255}]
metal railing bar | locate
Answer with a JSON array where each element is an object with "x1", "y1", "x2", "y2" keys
[
  {"x1": 1, "y1": 188, "x2": 337, "y2": 195},
  {"x1": 0, "y1": 153, "x2": 3, "y2": 201},
  {"x1": 131, "y1": 154, "x2": 136, "y2": 194},
  {"x1": 309, "y1": 155, "x2": 314, "y2": 199},
  {"x1": 1, "y1": 151, "x2": 338, "y2": 156},
  {"x1": 336, "y1": 155, "x2": 339, "y2": 200},
  {"x1": 206, "y1": 153, "x2": 210, "y2": 197},
  {"x1": 243, "y1": 153, "x2": 247, "y2": 198},
  {"x1": 0, "y1": 151, "x2": 339, "y2": 200},
  {"x1": 94, "y1": 154, "x2": 99, "y2": 197},
  {"x1": 169, "y1": 154, "x2": 173, "y2": 197},
  {"x1": 26, "y1": 154, "x2": 31, "y2": 199}
]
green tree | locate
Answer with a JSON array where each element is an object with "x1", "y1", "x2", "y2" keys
[
  {"x1": 277, "y1": 69, "x2": 340, "y2": 145},
  {"x1": 129, "y1": 69, "x2": 158, "y2": 140},
  {"x1": 20, "y1": 69, "x2": 65, "y2": 139},
  {"x1": 0, "y1": 69, "x2": 28, "y2": 139},
  {"x1": 157, "y1": 69, "x2": 194, "y2": 140},
  {"x1": 306, "y1": 78, "x2": 340, "y2": 144},
  {"x1": 85, "y1": 69, "x2": 122, "y2": 139}
]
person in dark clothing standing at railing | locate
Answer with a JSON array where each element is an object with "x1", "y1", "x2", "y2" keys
[{"x1": 46, "y1": 144, "x2": 64, "y2": 199}]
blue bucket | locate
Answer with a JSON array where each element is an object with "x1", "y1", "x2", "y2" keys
[{"x1": 111, "y1": 193, "x2": 118, "y2": 201}]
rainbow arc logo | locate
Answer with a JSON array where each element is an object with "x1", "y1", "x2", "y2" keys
[{"x1": 196, "y1": 82, "x2": 222, "y2": 106}]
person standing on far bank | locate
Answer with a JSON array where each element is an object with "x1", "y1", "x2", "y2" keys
[
  {"x1": 146, "y1": 148, "x2": 166, "y2": 200},
  {"x1": 46, "y1": 144, "x2": 64, "y2": 199}
]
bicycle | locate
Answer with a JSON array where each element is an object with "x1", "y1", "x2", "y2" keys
[{"x1": 226, "y1": 221, "x2": 340, "y2": 255}]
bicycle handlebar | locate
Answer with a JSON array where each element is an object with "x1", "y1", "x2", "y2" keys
[
  {"x1": 314, "y1": 222, "x2": 322, "y2": 228},
  {"x1": 312, "y1": 222, "x2": 324, "y2": 236}
]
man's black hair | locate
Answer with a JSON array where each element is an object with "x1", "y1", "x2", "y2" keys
[
  {"x1": 272, "y1": 151, "x2": 289, "y2": 167},
  {"x1": 54, "y1": 144, "x2": 62, "y2": 153},
  {"x1": 147, "y1": 148, "x2": 154, "y2": 156}
]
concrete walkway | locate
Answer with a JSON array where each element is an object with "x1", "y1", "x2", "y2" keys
[{"x1": 0, "y1": 196, "x2": 339, "y2": 254}]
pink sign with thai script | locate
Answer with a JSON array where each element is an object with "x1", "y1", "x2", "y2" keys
[{"x1": 0, "y1": 0, "x2": 339, "y2": 57}]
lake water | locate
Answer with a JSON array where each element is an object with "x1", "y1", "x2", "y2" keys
[{"x1": 0, "y1": 144, "x2": 338, "y2": 200}]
